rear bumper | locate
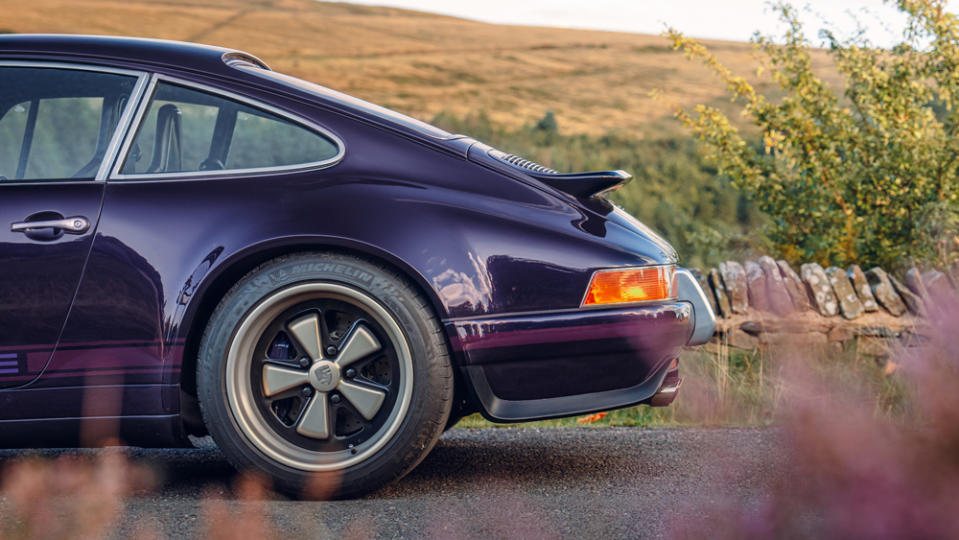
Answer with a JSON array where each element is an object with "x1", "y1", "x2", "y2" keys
[
  {"x1": 446, "y1": 267, "x2": 717, "y2": 422},
  {"x1": 447, "y1": 301, "x2": 694, "y2": 422}
]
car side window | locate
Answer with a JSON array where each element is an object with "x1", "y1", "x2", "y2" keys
[
  {"x1": 0, "y1": 67, "x2": 137, "y2": 181},
  {"x1": 119, "y1": 82, "x2": 340, "y2": 176}
]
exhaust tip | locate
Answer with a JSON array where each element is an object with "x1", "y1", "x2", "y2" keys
[{"x1": 649, "y1": 374, "x2": 683, "y2": 407}]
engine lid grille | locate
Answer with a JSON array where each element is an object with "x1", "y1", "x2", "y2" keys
[{"x1": 491, "y1": 150, "x2": 558, "y2": 175}]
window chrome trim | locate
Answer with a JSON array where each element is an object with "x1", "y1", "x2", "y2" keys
[
  {"x1": 0, "y1": 60, "x2": 150, "y2": 183},
  {"x1": 108, "y1": 74, "x2": 346, "y2": 181},
  {"x1": 109, "y1": 73, "x2": 158, "y2": 180},
  {"x1": 95, "y1": 73, "x2": 152, "y2": 182},
  {"x1": 0, "y1": 59, "x2": 145, "y2": 78}
]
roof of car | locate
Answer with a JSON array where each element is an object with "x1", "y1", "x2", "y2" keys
[
  {"x1": 0, "y1": 34, "x2": 269, "y2": 76},
  {"x1": 0, "y1": 34, "x2": 468, "y2": 154}
]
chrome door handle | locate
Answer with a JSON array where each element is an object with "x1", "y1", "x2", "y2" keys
[{"x1": 11, "y1": 216, "x2": 91, "y2": 234}]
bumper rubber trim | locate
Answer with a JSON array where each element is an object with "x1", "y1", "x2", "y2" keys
[{"x1": 675, "y1": 268, "x2": 717, "y2": 346}]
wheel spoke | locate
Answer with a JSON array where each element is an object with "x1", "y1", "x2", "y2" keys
[
  {"x1": 338, "y1": 380, "x2": 386, "y2": 420},
  {"x1": 263, "y1": 386, "x2": 303, "y2": 403},
  {"x1": 335, "y1": 325, "x2": 381, "y2": 368},
  {"x1": 296, "y1": 392, "x2": 330, "y2": 439},
  {"x1": 262, "y1": 364, "x2": 310, "y2": 397},
  {"x1": 288, "y1": 313, "x2": 324, "y2": 361}
]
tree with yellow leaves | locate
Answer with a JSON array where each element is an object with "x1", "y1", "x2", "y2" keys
[{"x1": 669, "y1": 0, "x2": 959, "y2": 270}]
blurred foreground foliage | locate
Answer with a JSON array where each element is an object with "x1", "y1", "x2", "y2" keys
[
  {"x1": 669, "y1": 0, "x2": 959, "y2": 271},
  {"x1": 431, "y1": 111, "x2": 766, "y2": 268}
]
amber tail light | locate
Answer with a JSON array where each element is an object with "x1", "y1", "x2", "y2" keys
[{"x1": 582, "y1": 265, "x2": 676, "y2": 306}]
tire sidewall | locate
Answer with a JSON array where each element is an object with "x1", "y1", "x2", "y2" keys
[{"x1": 197, "y1": 253, "x2": 451, "y2": 497}]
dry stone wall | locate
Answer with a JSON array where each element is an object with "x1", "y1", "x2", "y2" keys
[{"x1": 693, "y1": 259, "x2": 959, "y2": 357}]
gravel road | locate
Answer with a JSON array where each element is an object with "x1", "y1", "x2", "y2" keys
[{"x1": 0, "y1": 427, "x2": 780, "y2": 539}]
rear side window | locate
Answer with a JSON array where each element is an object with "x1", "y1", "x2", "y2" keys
[
  {"x1": 0, "y1": 67, "x2": 137, "y2": 181},
  {"x1": 118, "y1": 82, "x2": 340, "y2": 176}
]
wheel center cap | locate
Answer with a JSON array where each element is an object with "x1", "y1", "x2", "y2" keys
[{"x1": 308, "y1": 360, "x2": 340, "y2": 392}]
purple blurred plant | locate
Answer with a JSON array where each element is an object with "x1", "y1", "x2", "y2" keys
[
  {"x1": 672, "y1": 292, "x2": 959, "y2": 539},
  {"x1": 0, "y1": 450, "x2": 155, "y2": 539}
]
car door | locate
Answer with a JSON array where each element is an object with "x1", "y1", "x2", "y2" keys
[
  {"x1": 0, "y1": 63, "x2": 145, "y2": 388},
  {"x1": 36, "y1": 76, "x2": 343, "y2": 397}
]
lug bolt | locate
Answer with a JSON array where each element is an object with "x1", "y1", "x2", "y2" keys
[
  {"x1": 326, "y1": 345, "x2": 337, "y2": 356},
  {"x1": 345, "y1": 368, "x2": 356, "y2": 379},
  {"x1": 299, "y1": 357, "x2": 311, "y2": 368},
  {"x1": 301, "y1": 387, "x2": 313, "y2": 397},
  {"x1": 330, "y1": 394, "x2": 341, "y2": 404}
]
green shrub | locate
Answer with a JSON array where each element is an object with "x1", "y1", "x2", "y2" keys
[{"x1": 668, "y1": 1, "x2": 959, "y2": 271}]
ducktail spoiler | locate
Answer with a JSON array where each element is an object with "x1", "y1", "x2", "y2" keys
[
  {"x1": 526, "y1": 169, "x2": 632, "y2": 199},
  {"x1": 488, "y1": 150, "x2": 632, "y2": 198}
]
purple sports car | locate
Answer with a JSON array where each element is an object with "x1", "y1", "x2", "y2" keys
[{"x1": 0, "y1": 35, "x2": 715, "y2": 497}]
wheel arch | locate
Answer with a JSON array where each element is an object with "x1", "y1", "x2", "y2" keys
[{"x1": 177, "y1": 236, "x2": 449, "y2": 406}]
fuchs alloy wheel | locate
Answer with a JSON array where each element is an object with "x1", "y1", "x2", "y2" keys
[{"x1": 197, "y1": 253, "x2": 453, "y2": 498}]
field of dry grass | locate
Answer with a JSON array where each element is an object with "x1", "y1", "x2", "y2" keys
[{"x1": 2, "y1": 0, "x2": 841, "y2": 135}]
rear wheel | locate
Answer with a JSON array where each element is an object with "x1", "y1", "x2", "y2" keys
[{"x1": 197, "y1": 253, "x2": 452, "y2": 498}]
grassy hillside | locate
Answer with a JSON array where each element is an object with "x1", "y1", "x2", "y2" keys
[
  {"x1": 6, "y1": 0, "x2": 832, "y2": 264},
  {"x1": 2, "y1": 0, "x2": 839, "y2": 136}
]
